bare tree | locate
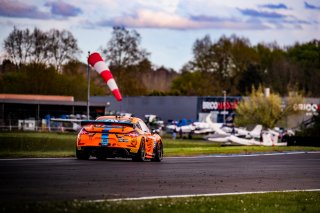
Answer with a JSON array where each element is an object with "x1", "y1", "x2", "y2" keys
[
  {"x1": 192, "y1": 35, "x2": 220, "y2": 73},
  {"x1": 3, "y1": 27, "x2": 80, "y2": 70},
  {"x1": 31, "y1": 28, "x2": 49, "y2": 64},
  {"x1": 47, "y1": 29, "x2": 80, "y2": 71},
  {"x1": 102, "y1": 26, "x2": 150, "y2": 68},
  {"x1": 4, "y1": 27, "x2": 32, "y2": 66}
]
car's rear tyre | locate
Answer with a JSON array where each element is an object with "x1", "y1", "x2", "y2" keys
[
  {"x1": 76, "y1": 147, "x2": 90, "y2": 160},
  {"x1": 132, "y1": 139, "x2": 146, "y2": 162},
  {"x1": 152, "y1": 142, "x2": 163, "y2": 162}
]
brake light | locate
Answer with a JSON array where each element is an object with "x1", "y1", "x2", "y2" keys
[
  {"x1": 79, "y1": 128, "x2": 89, "y2": 135},
  {"x1": 127, "y1": 131, "x2": 139, "y2": 137}
]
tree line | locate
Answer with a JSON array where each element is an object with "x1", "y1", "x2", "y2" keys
[
  {"x1": 173, "y1": 35, "x2": 320, "y2": 97},
  {"x1": 3, "y1": 27, "x2": 80, "y2": 71},
  {"x1": 1, "y1": 26, "x2": 319, "y2": 100}
]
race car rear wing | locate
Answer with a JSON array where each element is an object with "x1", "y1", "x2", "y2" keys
[{"x1": 80, "y1": 120, "x2": 134, "y2": 128}]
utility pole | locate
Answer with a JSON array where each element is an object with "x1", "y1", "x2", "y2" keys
[{"x1": 87, "y1": 51, "x2": 90, "y2": 120}]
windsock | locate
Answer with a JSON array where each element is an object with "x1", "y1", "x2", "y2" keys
[{"x1": 88, "y1": 52, "x2": 122, "y2": 101}]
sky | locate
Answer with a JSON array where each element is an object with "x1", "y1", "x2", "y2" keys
[{"x1": 0, "y1": 0, "x2": 319, "y2": 71}]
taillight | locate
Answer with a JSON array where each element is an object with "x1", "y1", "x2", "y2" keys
[
  {"x1": 127, "y1": 131, "x2": 139, "y2": 137},
  {"x1": 79, "y1": 128, "x2": 89, "y2": 135}
]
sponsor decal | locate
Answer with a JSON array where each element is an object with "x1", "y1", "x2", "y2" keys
[{"x1": 118, "y1": 138, "x2": 129, "y2": 142}]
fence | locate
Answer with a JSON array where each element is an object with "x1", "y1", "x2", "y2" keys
[{"x1": 0, "y1": 119, "x2": 79, "y2": 132}]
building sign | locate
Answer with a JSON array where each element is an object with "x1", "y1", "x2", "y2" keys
[
  {"x1": 199, "y1": 96, "x2": 242, "y2": 112},
  {"x1": 198, "y1": 96, "x2": 242, "y2": 123},
  {"x1": 202, "y1": 100, "x2": 239, "y2": 111},
  {"x1": 293, "y1": 103, "x2": 320, "y2": 116}
]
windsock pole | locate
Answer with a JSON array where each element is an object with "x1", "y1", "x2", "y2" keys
[
  {"x1": 88, "y1": 52, "x2": 122, "y2": 101},
  {"x1": 87, "y1": 51, "x2": 90, "y2": 119}
]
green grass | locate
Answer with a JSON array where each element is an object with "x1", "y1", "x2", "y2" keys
[
  {"x1": 0, "y1": 132, "x2": 320, "y2": 158},
  {"x1": 164, "y1": 139, "x2": 320, "y2": 156},
  {"x1": 1, "y1": 191, "x2": 319, "y2": 213},
  {"x1": 0, "y1": 132, "x2": 75, "y2": 158}
]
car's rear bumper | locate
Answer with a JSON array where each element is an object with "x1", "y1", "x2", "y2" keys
[{"x1": 77, "y1": 146, "x2": 138, "y2": 158}]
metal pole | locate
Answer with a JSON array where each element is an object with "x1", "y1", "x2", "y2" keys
[
  {"x1": 37, "y1": 104, "x2": 40, "y2": 131},
  {"x1": 223, "y1": 90, "x2": 226, "y2": 124},
  {"x1": 105, "y1": 101, "x2": 110, "y2": 115},
  {"x1": 87, "y1": 51, "x2": 91, "y2": 120}
]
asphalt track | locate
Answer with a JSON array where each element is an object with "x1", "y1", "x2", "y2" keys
[{"x1": 0, "y1": 152, "x2": 319, "y2": 202}]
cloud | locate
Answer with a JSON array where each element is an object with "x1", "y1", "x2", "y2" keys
[
  {"x1": 284, "y1": 19, "x2": 313, "y2": 25},
  {"x1": 98, "y1": 10, "x2": 195, "y2": 29},
  {"x1": 304, "y1": 1, "x2": 320, "y2": 10},
  {"x1": 260, "y1": 3, "x2": 288, "y2": 10},
  {"x1": 0, "y1": 0, "x2": 82, "y2": 20},
  {"x1": 239, "y1": 8, "x2": 286, "y2": 19},
  {"x1": 97, "y1": 9, "x2": 268, "y2": 30},
  {"x1": 45, "y1": 1, "x2": 82, "y2": 17},
  {"x1": 190, "y1": 15, "x2": 237, "y2": 23},
  {"x1": 0, "y1": 0, "x2": 50, "y2": 19},
  {"x1": 237, "y1": 5, "x2": 314, "y2": 30}
]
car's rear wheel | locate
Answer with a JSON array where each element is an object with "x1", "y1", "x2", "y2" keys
[
  {"x1": 76, "y1": 147, "x2": 90, "y2": 160},
  {"x1": 132, "y1": 139, "x2": 146, "y2": 162},
  {"x1": 152, "y1": 142, "x2": 163, "y2": 162}
]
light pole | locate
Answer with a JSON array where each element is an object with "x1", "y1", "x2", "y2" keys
[
  {"x1": 223, "y1": 90, "x2": 226, "y2": 124},
  {"x1": 105, "y1": 101, "x2": 110, "y2": 115},
  {"x1": 87, "y1": 51, "x2": 90, "y2": 120}
]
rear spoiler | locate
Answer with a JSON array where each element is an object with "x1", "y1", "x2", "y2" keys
[{"x1": 80, "y1": 120, "x2": 134, "y2": 128}]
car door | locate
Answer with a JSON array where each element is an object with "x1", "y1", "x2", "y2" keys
[{"x1": 138, "y1": 120, "x2": 155, "y2": 156}]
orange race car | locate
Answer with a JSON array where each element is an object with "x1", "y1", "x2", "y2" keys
[{"x1": 76, "y1": 115, "x2": 163, "y2": 162}]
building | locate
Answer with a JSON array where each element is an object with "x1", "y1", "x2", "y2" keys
[{"x1": 0, "y1": 94, "x2": 105, "y2": 130}]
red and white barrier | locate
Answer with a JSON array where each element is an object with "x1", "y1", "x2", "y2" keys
[{"x1": 88, "y1": 52, "x2": 122, "y2": 101}]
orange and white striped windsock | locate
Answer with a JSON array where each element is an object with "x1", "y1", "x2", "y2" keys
[{"x1": 88, "y1": 52, "x2": 122, "y2": 101}]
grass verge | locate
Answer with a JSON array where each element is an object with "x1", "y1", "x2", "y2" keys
[
  {"x1": 0, "y1": 132, "x2": 75, "y2": 158},
  {"x1": 1, "y1": 191, "x2": 319, "y2": 213},
  {"x1": 0, "y1": 132, "x2": 320, "y2": 158},
  {"x1": 163, "y1": 138, "x2": 320, "y2": 156}
]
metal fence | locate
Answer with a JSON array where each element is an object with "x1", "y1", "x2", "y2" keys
[{"x1": 0, "y1": 119, "x2": 79, "y2": 132}]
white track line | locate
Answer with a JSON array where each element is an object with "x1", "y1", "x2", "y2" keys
[
  {"x1": 93, "y1": 189, "x2": 320, "y2": 202},
  {"x1": 1, "y1": 151, "x2": 320, "y2": 161},
  {"x1": 167, "y1": 151, "x2": 320, "y2": 159}
]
